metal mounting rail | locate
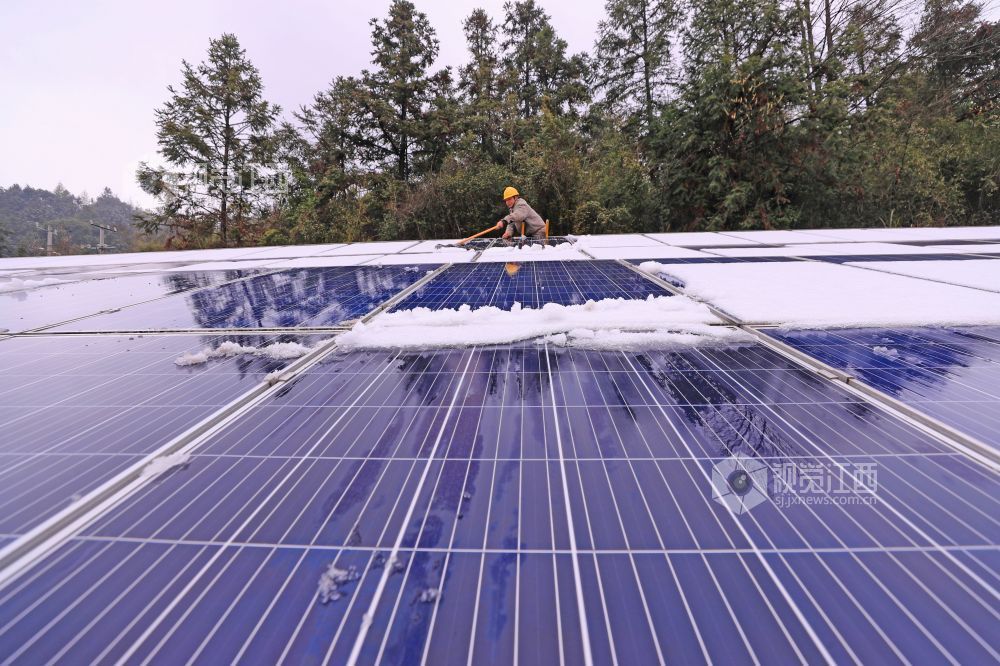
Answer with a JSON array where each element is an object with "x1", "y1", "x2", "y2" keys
[
  {"x1": 3, "y1": 326, "x2": 354, "y2": 337},
  {"x1": 616, "y1": 258, "x2": 1000, "y2": 468}
]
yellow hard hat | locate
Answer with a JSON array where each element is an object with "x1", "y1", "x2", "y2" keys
[{"x1": 502, "y1": 186, "x2": 519, "y2": 200}]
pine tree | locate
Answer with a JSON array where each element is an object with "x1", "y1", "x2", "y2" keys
[
  {"x1": 594, "y1": 0, "x2": 682, "y2": 130},
  {"x1": 136, "y1": 33, "x2": 280, "y2": 246},
  {"x1": 501, "y1": 1, "x2": 589, "y2": 118},
  {"x1": 459, "y1": 9, "x2": 508, "y2": 159},
  {"x1": 356, "y1": 0, "x2": 442, "y2": 182}
]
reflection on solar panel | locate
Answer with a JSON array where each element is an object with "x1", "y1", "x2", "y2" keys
[
  {"x1": 392, "y1": 260, "x2": 671, "y2": 311},
  {"x1": 0, "y1": 334, "x2": 322, "y2": 536},
  {"x1": 768, "y1": 326, "x2": 1000, "y2": 447},
  {"x1": 1, "y1": 342, "x2": 996, "y2": 663},
  {"x1": 0, "y1": 270, "x2": 260, "y2": 333},
  {"x1": 49, "y1": 265, "x2": 433, "y2": 331}
]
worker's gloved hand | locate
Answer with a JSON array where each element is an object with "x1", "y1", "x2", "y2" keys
[{"x1": 496, "y1": 221, "x2": 504, "y2": 230}]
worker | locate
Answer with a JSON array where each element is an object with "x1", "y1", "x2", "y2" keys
[{"x1": 495, "y1": 187, "x2": 546, "y2": 240}]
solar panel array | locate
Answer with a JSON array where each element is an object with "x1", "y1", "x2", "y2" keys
[{"x1": 1, "y1": 232, "x2": 998, "y2": 665}]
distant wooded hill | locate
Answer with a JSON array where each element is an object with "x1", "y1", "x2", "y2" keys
[{"x1": 0, "y1": 184, "x2": 144, "y2": 257}]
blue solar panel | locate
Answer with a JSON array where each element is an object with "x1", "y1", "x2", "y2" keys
[
  {"x1": 391, "y1": 260, "x2": 671, "y2": 311},
  {"x1": 767, "y1": 326, "x2": 1000, "y2": 447},
  {"x1": 0, "y1": 270, "x2": 260, "y2": 333},
  {"x1": 3, "y1": 341, "x2": 996, "y2": 662},
  {"x1": 0, "y1": 333, "x2": 323, "y2": 536},
  {"x1": 49, "y1": 265, "x2": 434, "y2": 331}
]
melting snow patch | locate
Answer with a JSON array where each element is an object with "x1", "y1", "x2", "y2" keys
[
  {"x1": 141, "y1": 452, "x2": 190, "y2": 478},
  {"x1": 174, "y1": 351, "x2": 210, "y2": 366},
  {"x1": 0, "y1": 277, "x2": 66, "y2": 293},
  {"x1": 174, "y1": 340, "x2": 312, "y2": 366},
  {"x1": 337, "y1": 296, "x2": 746, "y2": 350},
  {"x1": 873, "y1": 345, "x2": 898, "y2": 357},
  {"x1": 210, "y1": 341, "x2": 258, "y2": 357},
  {"x1": 418, "y1": 588, "x2": 440, "y2": 604},
  {"x1": 318, "y1": 563, "x2": 360, "y2": 603},
  {"x1": 258, "y1": 341, "x2": 310, "y2": 359}
]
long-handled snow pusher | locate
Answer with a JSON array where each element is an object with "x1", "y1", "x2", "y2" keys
[{"x1": 435, "y1": 223, "x2": 500, "y2": 249}]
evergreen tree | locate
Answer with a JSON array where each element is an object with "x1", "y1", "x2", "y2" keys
[
  {"x1": 459, "y1": 9, "x2": 511, "y2": 160},
  {"x1": 653, "y1": 0, "x2": 807, "y2": 230},
  {"x1": 356, "y1": 0, "x2": 442, "y2": 182},
  {"x1": 594, "y1": 0, "x2": 682, "y2": 130},
  {"x1": 501, "y1": 1, "x2": 589, "y2": 118},
  {"x1": 136, "y1": 33, "x2": 281, "y2": 247}
]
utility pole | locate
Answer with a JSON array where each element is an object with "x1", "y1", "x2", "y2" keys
[
  {"x1": 34, "y1": 223, "x2": 57, "y2": 256},
  {"x1": 89, "y1": 221, "x2": 117, "y2": 254}
]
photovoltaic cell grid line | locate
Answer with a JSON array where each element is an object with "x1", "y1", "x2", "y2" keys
[
  {"x1": 390, "y1": 259, "x2": 672, "y2": 312},
  {"x1": 48, "y1": 265, "x2": 435, "y2": 331},
  {"x1": 1, "y1": 342, "x2": 997, "y2": 664},
  {"x1": 0, "y1": 333, "x2": 321, "y2": 537},
  {"x1": 768, "y1": 326, "x2": 1000, "y2": 448}
]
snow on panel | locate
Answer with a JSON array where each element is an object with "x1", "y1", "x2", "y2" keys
[
  {"x1": 847, "y1": 259, "x2": 1000, "y2": 292},
  {"x1": 318, "y1": 241, "x2": 420, "y2": 256},
  {"x1": 790, "y1": 225, "x2": 1000, "y2": 243},
  {"x1": 640, "y1": 260, "x2": 1000, "y2": 327},
  {"x1": 476, "y1": 244, "x2": 590, "y2": 262},
  {"x1": 908, "y1": 244, "x2": 1000, "y2": 254},
  {"x1": 231, "y1": 244, "x2": 346, "y2": 259},
  {"x1": 645, "y1": 232, "x2": 765, "y2": 247},
  {"x1": 363, "y1": 252, "x2": 475, "y2": 265},
  {"x1": 585, "y1": 245, "x2": 713, "y2": 260},
  {"x1": 910, "y1": 226, "x2": 1000, "y2": 241},
  {"x1": 569, "y1": 233, "x2": 665, "y2": 248},
  {"x1": 162, "y1": 259, "x2": 285, "y2": 271},
  {"x1": 0, "y1": 247, "x2": 256, "y2": 271},
  {"x1": 703, "y1": 242, "x2": 974, "y2": 258},
  {"x1": 270, "y1": 255, "x2": 383, "y2": 268},
  {"x1": 337, "y1": 295, "x2": 740, "y2": 350},
  {"x1": 717, "y1": 230, "x2": 844, "y2": 244},
  {"x1": 401, "y1": 240, "x2": 463, "y2": 252}
]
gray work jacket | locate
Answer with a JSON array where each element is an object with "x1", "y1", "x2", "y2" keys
[{"x1": 503, "y1": 198, "x2": 546, "y2": 238}]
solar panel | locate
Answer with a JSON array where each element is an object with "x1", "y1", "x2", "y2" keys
[
  {"x1": 391, "y1": 260, "x2": 671, "y2": 311},
  {"x1": 0, "y1": 270, "x2": 260, "y2": 333},
  {"x1": 2, "y1": 341, "x2": 995, "y2": 663},
  {"x1": 0, "y1": 333, "x2": 324, "y2": 536},
  {"x1": 767, "y1": 326, "x2": 1000, "y2": 447},
  {"x1": 48, "y1": 265, "x2": 434, "y2": 331}
]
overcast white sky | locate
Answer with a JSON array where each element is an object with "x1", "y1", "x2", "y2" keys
[{"x1": 0, "y1": 0, "x2": 607, "y2": 207}]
